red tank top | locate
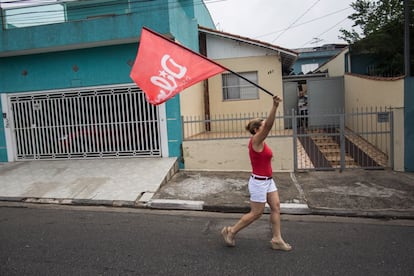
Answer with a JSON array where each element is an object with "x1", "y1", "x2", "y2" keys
[{"x1": 248, "y1": 138, "x2": 273, "y2": 177}]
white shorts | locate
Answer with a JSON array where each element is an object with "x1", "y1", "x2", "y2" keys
[{"x1": 248, "y1": 175, "x2": 278, "y2": 203}]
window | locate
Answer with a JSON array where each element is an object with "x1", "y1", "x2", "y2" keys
[
  {"x1": 222, "y1": 71, "x2": 258, "y2": 100},
  {"x1": 4, "y1": 4, "x2": 65, "y2": 29},
  {"x1": 301, "y1": 63, "x2": 319, "y2": 74}
]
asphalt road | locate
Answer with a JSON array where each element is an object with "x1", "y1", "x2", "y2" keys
[{"x1": 0, "y1": 203, "x2": 413, "y2": 276}]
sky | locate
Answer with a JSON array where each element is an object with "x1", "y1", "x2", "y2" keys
[
  {"x1": 204, "y1": 0, "x2": 358, "y2": 49},
  {"x1": 1, "y1": 0, "x2": 359, "y2": 49}
]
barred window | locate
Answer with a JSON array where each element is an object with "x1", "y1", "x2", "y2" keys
[{"x1": 222, "y1": 71, "x2": 258, "y2": 101}]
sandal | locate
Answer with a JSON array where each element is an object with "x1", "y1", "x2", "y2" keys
[
  {"x1": 270, "y1": 239, "x2": 292, "y2": 251},
  {"x1": 221, "y1": 226, "x2": 235, "y2": 247}
]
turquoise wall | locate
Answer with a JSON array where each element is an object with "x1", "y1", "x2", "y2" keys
[
  {"x1": 405, "y1": 77, "x2": 414, "y2": 171},
  {"x1": 293, "y1": 49, "x2": 344, "y2": 74},
  {"x1": 0, "y1": 1, "x2": 171, "y2": 53},
  {"x1": 349, "y1": 53, "x2": 377, "y2": 75},
  {"x1": 293, "y1": 56, "x2": 331, "y2": 74},
  {"x1": 0, "y1": 42, "x2": 186, "y2": 160},
  {"x1": 66, "y1": 0, "x2": 130, "y2": 21},
  {"x1": 0, "y1": 44, "x2": 136, "y2": 92},
  {"x1": 149, "y1": 0, "x2": 214, "y2": 160},
  {"x1": 0, "y1": 0, "x2": 214, "y2": 162},
  {"x1": 166, "y1": 1, "x2": 198, "y2": 158},
  {"x1": 194, "y1": 0, "x2": 216, "y2": 28}
]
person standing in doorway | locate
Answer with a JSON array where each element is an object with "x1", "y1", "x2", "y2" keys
[
  {"x1": 221, "y1": 95, "x2": 292, "y2": 251},
  {"x1": 298, "y1": 89, "x2": 308, "y2": 128}
]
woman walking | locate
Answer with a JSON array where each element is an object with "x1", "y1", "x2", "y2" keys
[{"x1": 221, "y1": 95, "x2": 292, "y2": 251}]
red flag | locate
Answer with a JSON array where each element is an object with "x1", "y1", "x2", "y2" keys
[{"x1": 130, "y1": 27, "x2": 227, "y2": 105}]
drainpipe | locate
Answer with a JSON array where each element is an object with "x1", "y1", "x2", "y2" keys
[{"x1": 199, "y1": 32, "x2": 211, "y2": 131}]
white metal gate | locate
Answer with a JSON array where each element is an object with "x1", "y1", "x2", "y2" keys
[{"x1": 8, "y1": 85, "x2": 161, "y2": 160}]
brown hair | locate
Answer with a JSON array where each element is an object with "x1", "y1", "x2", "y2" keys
[{"x1": 245, "y1": 118, "x2": 264, "y2": 135}]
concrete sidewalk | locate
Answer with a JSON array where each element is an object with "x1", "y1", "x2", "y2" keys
[
  {"x1": 294, "y1": 170, "x2": 414, "y2": 218},
  {"x1": 1, "y1": 159, "x2": 413, "y2": 219},
  {"x1": 150, "y1": 169, "x2": 414, "y2": 219},
  {"x1": 0, "y1": 158, "x2": 178, "y2": 207}
]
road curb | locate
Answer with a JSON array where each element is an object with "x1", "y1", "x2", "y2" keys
[
  {"x1": 148, "y1": 199, "x2": 312, "y2": 215},
  {"x1": 148, "y1": 199, "x2": 204, "y2": 210},
  {"x1": 0, "y1": 196, "x2": 26, "y2": 202},
  {"x1": 279, "y1": 203, "x2": 312, "y2": 215},
  {"x1": 0, "y1": 197, "x2": 137, "y2": 208},
  {"x1": 309, "y1": 207, "x2": 414, "y2": 219},
  {"x1": 1, "y1": 197, "x2": 413, "y2": 219}
]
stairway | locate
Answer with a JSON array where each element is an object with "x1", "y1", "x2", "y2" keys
[
  {"x1": 344, "y1": 129, "x2": 388, "y2": 167},
  {"x1": 297, "y1": 127, "x2": 389, "y2": 170},
  {"x1": 308, "y1": 129, "x2": 359, "y2": 168}
]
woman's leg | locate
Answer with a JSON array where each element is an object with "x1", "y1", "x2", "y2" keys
[
  {"x1": 267, "y1": 191, "x2": 292, "y2": 251},
  {"x1": 231, "y1": 201, "x2": 265, "y2": 234},
  {"x1": 222, "y1": 201, "x2": 265, "y2": 246}
]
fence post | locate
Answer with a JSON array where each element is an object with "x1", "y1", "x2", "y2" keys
[
  {"x1": 181, "y1": 115, "x2": 185, "y2": 141},
  {"x1": 339, "y1": 113, "x2": 345, "y2": 172},
  {"x1": 292, "y1": 108, "x2": 298, "y2": 171},
  {"x1": 390, "y1": 109, "x2": 394, "y2": 169}
]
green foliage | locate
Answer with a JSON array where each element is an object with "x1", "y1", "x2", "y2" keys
[
  {"x1": 340, "y1": 0, "x2": 413, "y2": 76},
  {"x1": 340, "y1": 0, "x2": 404, "y2": 43}
]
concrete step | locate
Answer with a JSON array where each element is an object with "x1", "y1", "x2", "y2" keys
[
  {"x1": 320, "y1": 148, "x2": 341, "y2": 154},
  {"x1": 312, "y1": 137, "x2": 335, "y2": 143},
  {"x1": 316, "y1": 144, "x2": 340, "y2": 149}
]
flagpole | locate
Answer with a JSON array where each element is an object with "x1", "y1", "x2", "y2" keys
[{"x1": 226, "y1": 69, "x2": 274, "y2": 97}]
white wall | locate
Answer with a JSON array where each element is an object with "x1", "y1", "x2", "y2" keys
[{"x1": 206, "y1": 35, "x2": 278, "y2": 59}]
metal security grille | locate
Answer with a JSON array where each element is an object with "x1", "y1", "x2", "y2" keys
[
  {"x1": 181, "y1": 108, "x2": 393, "y2": 171},
  {"x1": 294, "y1": 109, "x2": 392, "y2": 171},
  {"x1": 9, "y1": 85, "x2": 160, "y2": 160}
]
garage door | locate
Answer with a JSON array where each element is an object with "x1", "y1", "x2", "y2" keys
[{"x1": 8, "y1": 85, "x2": 161, "y2": 160}]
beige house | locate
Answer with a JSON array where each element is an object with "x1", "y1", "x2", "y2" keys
[
  {"x1": 316, "y1": 47, "x2": 405, "y2": 171},
  {"x1": 180, "y1": 26, "x2": 297, "y2": 127},
  {"x1": 179, "y1": 31, "x2": 405, "y2": 172},
  {"x1": 317, "y1": 47, "x2": 349, "y2": 77},
  {"x1": 179, "y1": 27, "x2": 297, "y2": 172}
]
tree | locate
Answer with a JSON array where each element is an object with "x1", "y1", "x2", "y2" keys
[
  {"x1": 339, "y1": 0, "x2": 413, "y2": 77},
  {"x1": 340, "y1": 0, "x2": 404, "y2": 43}
]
